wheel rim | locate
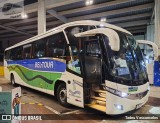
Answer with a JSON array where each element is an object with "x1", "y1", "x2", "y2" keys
[{"x1": 59, "y1": 88, "x2": 66, "y2": 102}]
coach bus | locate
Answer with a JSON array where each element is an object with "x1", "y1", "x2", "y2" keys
[
  {"x1": 137, "y1": 40, "x2": 159, "y2": 84},
  {"x1": 4, "y1": 20, "x2": 150, "y2": 115}
]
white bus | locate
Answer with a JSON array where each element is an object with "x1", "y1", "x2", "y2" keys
[
  {"x1": 137, "y1": 40, "x2": 159, "y2": 84},
  {"x1": 4, "y1": 20, "x2": 150, "y2": 115}
]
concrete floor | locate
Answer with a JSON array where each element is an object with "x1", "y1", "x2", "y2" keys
[{"x1": 0, "y1": 76, "x2": 160, "y2": 123}]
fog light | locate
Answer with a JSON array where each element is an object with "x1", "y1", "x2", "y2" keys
[{"x1": 114, "y1": 104, "x2": 123, "y2": 110}]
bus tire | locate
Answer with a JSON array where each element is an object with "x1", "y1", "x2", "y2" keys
[
  {"x1": 57, "y1": 83, "x2": 69, "y2": 107},
  {"x1": 11, "y1": 74, "x2": 16, "y2": 86}
]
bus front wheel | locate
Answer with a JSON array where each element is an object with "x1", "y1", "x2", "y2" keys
[
  {"x1": 57, "y1": 83, "x2": 69, "y2": 107},
  {"x1": 11, "y1": 74, "x2": 16, "y2": 86}
]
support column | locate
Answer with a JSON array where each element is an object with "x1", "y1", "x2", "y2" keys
[
  {"x1": 155, "y1": 0, "x2": 160, "y2": 54},
  {"x1": 146, "y1": 23, "x2": 154, "y2": 42},
  {"x1": 38, "y1": 0, "x2": 46, "y2": 34}
]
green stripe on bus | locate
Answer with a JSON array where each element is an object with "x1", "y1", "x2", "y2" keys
[{"x1": 8, "y1": 65, "x2": 62, "y2": 90}]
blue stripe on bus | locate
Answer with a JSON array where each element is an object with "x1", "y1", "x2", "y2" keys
[{"x1": 7, "y1": 59, "x2": 66, "y2": 72}]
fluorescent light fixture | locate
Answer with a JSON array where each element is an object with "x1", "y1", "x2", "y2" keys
[
  {"x1": 100, "y1": 18, "x2": 106, "y2": 22},
  {"x1": 86, "y1": 0, "x2": 93, "y2": 6},
  {"x1": 22, "y1": 13, "x2": 28, "y2": 19}
]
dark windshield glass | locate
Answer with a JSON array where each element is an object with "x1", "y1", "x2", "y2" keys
[
  {"x1": 126, "y1": 35, "x2": 148, "y2": 81},
  {"x1": 103, "y1": 31, "x2": 148, "y2": 85}
]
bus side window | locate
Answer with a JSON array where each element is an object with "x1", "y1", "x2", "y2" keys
[
  {"x1": 85, "y1": 40, "x2": 101, "y2": 57},
  {"x1": 10, "y1": 48, "x2": 16, "y2": 60},
  {"x1": 5, "y1": 50, "x2": 10, "y2": 60},
  {"x1": 47, "y1": 32, "x2": 67, "y2": 59},
  {"x1": 33, "y1": 39, "x2": 46, "y2": 58},
  {"x1": 16, "y1": 47, "x2": 23, "y2": 60},
  {"x1": 66, "y1": 45, "x2": 81, "y2": 75},
  {"x1": 23, "y1": 44, "x2": 32, "y2": 59}
]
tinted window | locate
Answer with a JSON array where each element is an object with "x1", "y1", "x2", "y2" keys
[
  {"x1": 10, "y1": 48, "x2": 16, "y2": 60},
  {"x1": 65, "y1": 26, "x2": 95, "y2": 45},
  {"x1": 46, "y1": 32, "x2": 67, "y2": 58},
  {"x1": 0, "y1": 54, "x2": 3, "y2": 62},
  {"x1": 4, "y1": 50, "x2": 10, "y2": 60},
  {"x1": 33, "y1": 39, "x2": 46, "y2": 58},
  {"x1": 85, "y1": 40, "x2": 101, "y2": 57},
  {"x1": 15, "y1": 47, "x2": 23, "y2": 60},
  {"x1": 23, "y1": 44, "x2": 32, "y2": 59}
]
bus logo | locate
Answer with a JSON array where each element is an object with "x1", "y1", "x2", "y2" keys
[{"x1": 128, "y1": 87, "x2": 138, "y2": 92}]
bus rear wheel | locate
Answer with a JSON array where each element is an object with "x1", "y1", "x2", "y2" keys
[
  {"x1": 11, "y1": 74, "x2": 16, "y2": 86},
  {"x1": 57, "y1": 83, "x2": 69, "y2": 107}
]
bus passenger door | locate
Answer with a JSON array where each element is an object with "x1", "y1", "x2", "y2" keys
[
  {"x1": 66, "y1": 45, "x2": 84, "y2": 108},
  {"x1": 83, "y1": 40, "x2": 102, "y2": 84}
]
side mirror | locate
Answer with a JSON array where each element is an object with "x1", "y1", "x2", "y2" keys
[{"x1": 137, "y1": 40, "x2": 158, "y2": 60}]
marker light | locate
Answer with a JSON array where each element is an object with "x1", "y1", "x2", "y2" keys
[
  {"x1": 100, "y1": 18, "x2": 106, "y2": 22},
  {"x1": 22, "y1": 13, "x2": 28, "y2": 19},
  {"x1": 85, "y1": 0, "x2": 93, "y2": 6}
]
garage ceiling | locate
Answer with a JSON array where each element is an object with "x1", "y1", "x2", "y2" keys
[{"x1": 0, "y1": 0, "x2": 154, "y2": 41}]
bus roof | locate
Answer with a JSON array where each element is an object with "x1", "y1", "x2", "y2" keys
[{"x1": 5, "y1": 20, "x2": 132, "y2": 51}]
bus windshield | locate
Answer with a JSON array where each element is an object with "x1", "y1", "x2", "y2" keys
[{"x1": 104, "y1": 31, "x2": 148, "y2": 86}]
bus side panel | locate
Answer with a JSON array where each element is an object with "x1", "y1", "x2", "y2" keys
[
  {"x1": 4, "y1": 60, "x2": 10, "y2": 80},
  {"x1": 7, "y1": 59, "x2": 66, "y2": 94}
]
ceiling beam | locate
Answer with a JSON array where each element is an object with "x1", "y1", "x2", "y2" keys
[
  {"x1": 0, "y1": 24, "x2": 33, "y2": 36},
  {"x1": 24, "y1": 0, "x2": 83, "y2": 14},
  {"x1": 106, "y1": 13, "x2": 151, "y2": 23},
  {"x1": 47, "y1": 9, "x2": 68, "y2": 23},
  {"x1": 0, "y1": 30, "x2": 36, "y2": 38},
  {"x1": 0, "y1": 12, "x2": 150, "y2": 35},
  {"x1": 125, "y1": 26, "x2": 146, "y2": 32},
  {"x1": 3, "y1": 2, "x2": 153, "y2": 27},
  {"x1": 0, "y1": 20, "x2": 149, "y2": 40},
  {"x1": 68, "y1": 3, "x2": 153, "y2": 21},
  {"x1": 116, "y1": 20, "x2": 148, "y2": 27},
  {"x1": 0, "y1": 3, "x2": 153, "y2": 35},
  {"x1": 58, "y1": 0, "x2": 133, "y2": 16},
  {"x1": 131, "y1": 30, "x2": 146, "y2": 34},
  {"x1": 125, "y1": 26, "x2": 147, "y2": 30}
]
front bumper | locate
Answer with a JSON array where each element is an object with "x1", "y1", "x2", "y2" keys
[{"x1": 105, "y1": 89, "x2": 150, "y2": 115}]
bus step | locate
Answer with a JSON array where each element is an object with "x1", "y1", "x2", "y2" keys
[
  {"x1": 100, "y1": 84, "x2": 106, "y2": 90},
  {"x1": 86, "y1": 104, "x2": 106, "y2": 112},
  {"x1": 93, "y1": 100, "x2": 106, "y2": 106},
  {"x1": 94, "y1": 89, "x2": 106, "y2": 93},
  {"x1": 94, "y1": 90, "x2": 106, "y2": 98},
  {"x1": 91, "y1": 96, "x2": 106, "y2": 102}
]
